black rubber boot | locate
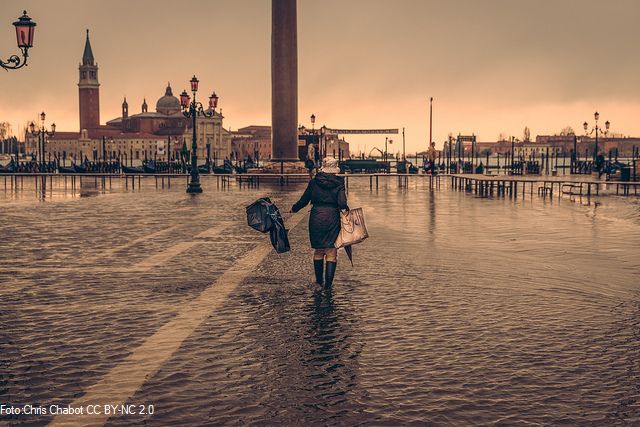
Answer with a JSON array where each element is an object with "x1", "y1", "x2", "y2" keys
[
  {"x1": 313, "y1": 260, "x2": 324, "y2": 285},
  {"x1": 325, "y1": 261, "x2": 337, "y2": 289}
]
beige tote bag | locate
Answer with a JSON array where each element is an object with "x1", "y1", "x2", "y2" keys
[{"x1": 334, "y1": 208, "x2": 369, "y2": 249}]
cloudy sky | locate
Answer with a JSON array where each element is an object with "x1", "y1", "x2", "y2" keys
[{"x1": 1, "y1": 0, "x2": 639, "y2": 153}]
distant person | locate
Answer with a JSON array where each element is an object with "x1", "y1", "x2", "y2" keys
[
  {"x1": 306, "y1": 143, "x2": 316, "y2": 178},
  {"x1": 291, "y1": 157, "x2": 348, "y2": 291},
  {"x1": 314, "y1": 144, "x2": 321, "y2": 166}
]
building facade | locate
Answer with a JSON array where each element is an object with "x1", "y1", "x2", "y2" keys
[
  {"x1": 446, "y1": 135, "x2": 640, "y2": 158},
  {"x1": 230, "y1": 126, "x2": 272, "y2": 161},
  {"x1": 25, "y1": 31, "x2": 230, "y2": 163},
  {"x1": 230, "y1": 125, "x2": 350, "y2": 162}
]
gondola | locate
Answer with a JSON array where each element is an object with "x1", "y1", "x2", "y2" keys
[
  {"x1": 213, "y1": 166, "x2": 233, "y2": 174},
  {"x1": 198, "y1": 164, "x2": 212, "y2": 174},
  {"x1": 122, "y1": 165, "x2": 145, "y2": 174},
  {"x1": 143, "y1": 161, "x2": 157, "y2": 174},
  {"x1": 0, "y1": 161, "x2": 17, "y2": 174},
  {"x1": 397, "y1": 160, "x2": 418, "y2": 174},
  {"x1": 73, "y1": 163, "x2": 88, "y2": 173},
  {"x1": 213, "y1": 160, "x2": 234, "y2": 174},
  {"x1": 58, "y1": 165, "x2": 76, "y2": 174}
]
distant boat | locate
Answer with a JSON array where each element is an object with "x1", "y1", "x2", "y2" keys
[
  {"x1": 122, "y1": 165, "x2": 144, "y2": 174},
  {"x1": 214, "y1": 160, "x2": 234, "y2": 174},
  {"x1": 198, "y1": 164, "x2": 212, "y2": 174},
  {"x1": 143, "y1": 161, "x2": 157, "y2": 174},
  {"x1": 73, "y1": 162, "x2": 88, "y2": 173},
  {"x1": 0, "y1": 161, "x2": 17, "y2": 174},
  {"x1": 397, "y1": 160, "x2": 419, "y2": 174},
  {"x1": 58, "y1": 165, "x2": 76, "y2": 174}
]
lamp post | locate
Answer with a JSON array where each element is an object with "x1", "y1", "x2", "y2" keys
[
  {"x1": 512, "y1": 137, "x2": 515, "y2": 171},
  {"x1": 1, "y1": 11, "x2": 36, "y2": 71},
  {"x1": 310, "y1": 113, "x2": 318, "y2": 159},
  {"x1": 402, "y1": 127, "x2": 406, "y2": 161},
  {"x1": 384, "y1": 137, "x2": 393, "y2": 165},
  {"x1": 320, "y1": 125, "x2": 326, "y2": 159},
  {"x1": 583, "y1": 111, "x2": 609, "y2": 169},
  {"x1": 29, "y1": 112, "x2": 55, "y2": 171},
  {"x1": 180, "y1": 75, "x2": 218, "y2": 194}
]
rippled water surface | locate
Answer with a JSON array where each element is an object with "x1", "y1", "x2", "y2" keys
[{"x1": 1, "y1": 175, "x2": 639, "y2": 425}]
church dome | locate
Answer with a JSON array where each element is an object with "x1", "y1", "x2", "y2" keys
[{"x1": 156, "y1": 83, "x2": 181, "y2": 115}]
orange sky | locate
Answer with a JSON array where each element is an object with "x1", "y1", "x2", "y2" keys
[{"x1": 1, "y1": 0, "x2": 639, "y2": 154}]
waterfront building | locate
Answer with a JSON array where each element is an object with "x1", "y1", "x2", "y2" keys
[
  {"x1": 230, "y1": 126, "x2": 272, "y2": 161},
  {"x1": 464, "y1": 135, "x2": 640, "y2": 158},
  {"x1": 230, "y1": 125, "x2": 350, "y2": 162},
  {"x1": 25, "y1": 31, "x2": 231, "y2": 163}
]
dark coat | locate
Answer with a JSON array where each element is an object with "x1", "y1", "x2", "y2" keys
[{"x1": 292, "y1": 172, "x2": 349, "y2": 249}]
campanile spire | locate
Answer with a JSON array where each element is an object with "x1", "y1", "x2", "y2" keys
[{"x1": 78, "y1": 29, "x2": 100, "y2": 131}]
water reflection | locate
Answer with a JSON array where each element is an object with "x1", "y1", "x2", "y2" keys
[
  {"x1": 2, "y1": 176, "x2": 640, "y2": 425},
  {"x1": 428, "y1": 188, "x2": 436, "y2": 237},
  {"x1": 300, "y1": 288, "x2": 360, "y2": 423}
]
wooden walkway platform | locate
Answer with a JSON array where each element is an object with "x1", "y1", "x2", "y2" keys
[
  {"x1": 2, "y1": 172, "x2": 637, "y2": 197},
  {"x1": 449, "y1": 174, "x2": 639, "y2": 198}
]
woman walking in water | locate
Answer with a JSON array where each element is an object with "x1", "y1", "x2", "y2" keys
[{"x1": 292, "y1": 157, "x2": 348, "y2": 290}]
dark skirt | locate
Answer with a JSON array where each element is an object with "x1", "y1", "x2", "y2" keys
[{"x1": 309, "y1": 205, "x2": 341, "y2": 249}]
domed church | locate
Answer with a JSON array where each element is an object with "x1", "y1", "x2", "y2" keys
[
  {"x1": 106, "y1": 83, "x2": 192, "y2": 135},
  {"x1": 28, "y1": 30, "x2": 231, "y2": 163}
]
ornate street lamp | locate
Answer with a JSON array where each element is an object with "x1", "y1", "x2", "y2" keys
[
  {"x1": 1, "y1": 11, "x2": 36, "y2": 71},
  {"x1": 583, "y1": 111, "x2": 610, "y2": 168},
  {"x1": 510, "y1": 136, "x2": 520, "y2": 174},
  {"x1": 29, "y1": 111, "x2": 55, "y2": 171},
  {"x1": 307, "y1": 114, "x2": 321, "y2": 161},
  {"x1": 180, "y1": 75, "x2": 218, "y2": 194}
]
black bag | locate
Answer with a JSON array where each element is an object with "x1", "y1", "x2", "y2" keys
[
  {"x1": 246, "y1": 197, "x2": 290, "y2": 253},
  {"x1": 246, "y1": 197, "x2": 276, "y2": 232},
  {"x1": 269, "y1": 222, "x2": 290, "y2": 254}
]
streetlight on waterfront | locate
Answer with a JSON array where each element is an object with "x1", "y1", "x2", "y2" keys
[
  {"x1": 310, "y1": 114, "x2": 316, "y2": 159},
  {"x1": 583, "y1": 111, "x2": 610, "y2": 169},
  {"x1": 180, "y1": 75, "x2": 218, "y2": 194},
  {"x1": 510, "y1": 136, "x2": 519, "y2": 175},
  {"x1": 29, "y1": 112, "x2": 55, "y2": 171},
  {"x1": 384, "y1": 137, "x2": 393, "y2": 164},
  {"x1": 1, "y1": 11, "x2": 36, "y2": 71}
]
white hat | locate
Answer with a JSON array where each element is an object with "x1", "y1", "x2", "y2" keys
[{"x1": 320, "y1": 157, "x2": 340, "y2": 174}]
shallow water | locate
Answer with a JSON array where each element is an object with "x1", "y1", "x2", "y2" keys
[{"x1": 1, "y1": 175, "x2": 639, "y2": 425}]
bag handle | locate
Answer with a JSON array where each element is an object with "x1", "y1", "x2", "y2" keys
[{"x1": 340, "y1": 210, "x2": 355, "y2": 232}]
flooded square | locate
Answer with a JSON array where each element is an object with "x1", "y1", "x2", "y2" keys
[{"x1": 1, "y1": 176, "x2": 639, "y2": 425}]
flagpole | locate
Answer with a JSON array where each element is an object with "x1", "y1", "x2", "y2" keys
[
  {"x1": 429, "y1": 97, "x2": 433, "y2": 153},
  {"x1": 402, "y1": 127, "x2": 406, "y2": 161}
]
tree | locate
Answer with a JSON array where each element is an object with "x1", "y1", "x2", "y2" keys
[
  {"x1": 523, "y1": 126, "x2": 531, "y2": 142},
  {"x1": 559, "y1": 126, "x2": 575, "y2": 136}
]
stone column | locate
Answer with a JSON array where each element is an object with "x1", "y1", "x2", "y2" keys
[{"x1": 271, "y1": 0, "x2": 299, "y2": 161}]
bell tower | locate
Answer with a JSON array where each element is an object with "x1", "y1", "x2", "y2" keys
[{"x1": 78, "y1": 29, "x2": 100, "y2": 131}]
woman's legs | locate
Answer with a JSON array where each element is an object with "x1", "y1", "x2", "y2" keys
[
  {"x1": 313, "y1": 248, "x2": 338, "y2": 288},
  {"x1": 324, "y1": 248, "x2": 338, "y2": 288},
  {"x1": 313, "y1": 249, "x2": 324, "y2": 285}
]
